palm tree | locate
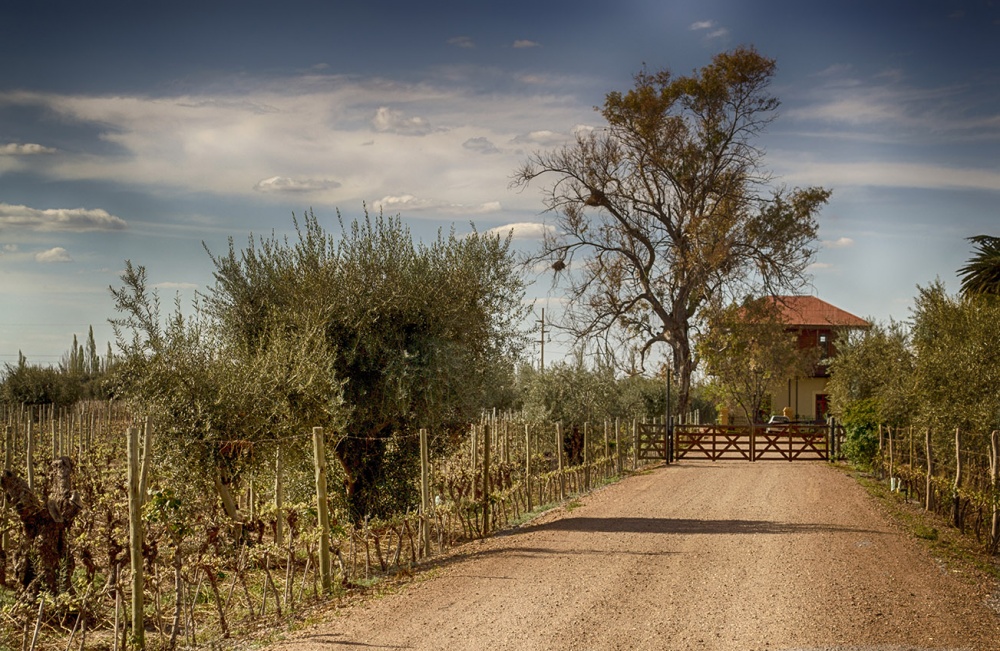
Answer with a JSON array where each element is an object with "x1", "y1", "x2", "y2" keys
[{"x1": 958, "y1": 235, "x2": 1000, "y2": 297}]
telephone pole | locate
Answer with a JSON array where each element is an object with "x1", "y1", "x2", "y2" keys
[{"x1": 536, "y1": 308, "x2": 546, "y2": 372}]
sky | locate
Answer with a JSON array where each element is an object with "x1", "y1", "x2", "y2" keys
[{"x1": 1, "y1": 0, "x2": 998, "y2": 369}]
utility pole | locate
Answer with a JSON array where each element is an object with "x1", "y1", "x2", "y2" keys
[{"x1": 536, "y1": 308, "x2": 546, "y2": 372}]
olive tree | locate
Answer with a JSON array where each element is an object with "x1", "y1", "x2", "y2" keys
[
  {"x1": 108, "y1": 262, "x2": 343, "y2": 521},
  {"x1": 826, "y1": 320, "x2": 914, "y2": 467},
  {"x1": 513, "y1": 47, "x2": 828, "y2": 415},
  {"x1": 205, "y1": 211, "x2": 527, "y2": 521},
  {"x1": 911, "y1": 281, "x2": 1000, "y2": 438}
]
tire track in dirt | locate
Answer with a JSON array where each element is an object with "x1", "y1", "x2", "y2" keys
[{"x1": 271, "y1": 461, "x2": 1000, "y2": 651}]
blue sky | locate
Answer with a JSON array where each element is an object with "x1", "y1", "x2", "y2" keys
[{"x1": 1, "y1": 0, "x2": 998, "y2": 367}]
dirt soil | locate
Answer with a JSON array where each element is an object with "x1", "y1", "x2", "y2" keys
[{"x1": 269, "y1": 461, "x2": 1000, "y2": 650}]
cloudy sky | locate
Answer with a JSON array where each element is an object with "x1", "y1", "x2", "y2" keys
[{"x1": 1, "y1": 0, "x2": 998, "y2": 367}]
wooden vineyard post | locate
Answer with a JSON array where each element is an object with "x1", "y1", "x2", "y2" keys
[
  {"x1": 632, "y1": 419, "x2": 638, "y2": 470},
  {"x1": 482, "y1": 423, "x2": 491, "y2": 536},
  {"x1": 2, "y1": 425, "x2": 11, "y2": 559},
  {"x1": 603, "y1": 420, "x2": 610, "y2": 480},
  {"x1": 953, "y1": 428, "x2": 962, "y2": 529},
  {"x1": 583, "y1": 422, "x2": 590, "y2": 491},
  {"x1": 556, "y1": 423, "x2": 566, "y2": 502},
  {"x1": 127, "y1": 426, "x2": 145, "y2": 649},
  {"x1": 525, "y1": 424, "x2": 533, "y2": 513},
  {"x1": 615, "y1": 418, "x2": 621, "y2": 475},
  {"x1": 885, "y1": 425, "x2": 896, "y2": 490},
  {"x1": 471, "y1": 425, "x2": 478, "y2": 487},
  {"x1": 419, "y1": 428, "x2": 431, "y2": 558},
  {"x1": 312, "y1": 427, "x2": 332, "y2": 593},
  {"x1": 925, "y1": 428, "x2": 933, "y2": 512},
  {"x1": 990, "y1": 430, "x2": 999, "y2": 552},
  {"x1": 26, "y1": 419, "x2": 34, "y2": 491},
  {"x1": 274, "y1": 449, "x2": 284, "y2": 548}
]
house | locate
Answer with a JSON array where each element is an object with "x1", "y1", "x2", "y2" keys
[{"x1": 768, "y1": 295, "x2": 870, "y2": 422}]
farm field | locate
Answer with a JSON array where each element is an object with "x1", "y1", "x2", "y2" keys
[{"x1": 270, "y1": 461, "x2": 1000, "y2": 651}]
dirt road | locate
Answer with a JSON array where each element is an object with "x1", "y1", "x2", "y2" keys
[{"x1": 272, "y1": 462, "x2": 1000, "y2": 650}]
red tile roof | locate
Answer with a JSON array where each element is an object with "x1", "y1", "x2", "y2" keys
[{"x1": 770, "y1": 296, "x2": 870, "y2": 328}]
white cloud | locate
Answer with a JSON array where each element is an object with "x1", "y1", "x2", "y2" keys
[
  {"x1": 823, "y1": 237, "x2": 855, "y2": 249},
  {"x1": 2, "y1": 244, "x2": 18, "y2": 253},
  {"x1": 0, "y1": 203, "x2": 127, "y2": 231},
  {"x1": 780, "y1": 160, "x2": 1000, "y2": 193},
  {"x1": 689, "y1": 20, "x2": 728, "y2": 40},
  {"x1": 0, "y1": 143, "x2": 56, "y2": 155},
  {"x1": 511, "y1": 129, "x2": 573, "y2": 148},
  {"x1": 35, "y1": 247, "x2": 72, "y2": 263},
  {"x1": 372, "y1": 194, "x2": 428, "y2": 211},
  {"x1": 448, "y1": 36, "x2": 475, "y2": 49},
  {"x1": 0, "y1": 77, "x2": 596, "y2": 216},
  {"x1": 808, "y1": 262, "x2": 833, "y2": 271},
  {"x1": 254, "y1": 176, "x2": 341, "y2": 193},
  {"x1": 372, "y1": 106, "x2": 435, "y2": 136},
  {"x1": 513, "y1": 40, "x2": 540, "y2": 48},
  {"x1": 372, "y1": 194, "x2": 502, "y2": 216},
  {"x1": 154, "y1": 281, "x2": 199, "y2": 290},
  {"x1": 486, "y1": 222, "x2": 554, "y2": 240},
  {"x1": 463, "y1": 137, "x2": 500, "y2": 154}
]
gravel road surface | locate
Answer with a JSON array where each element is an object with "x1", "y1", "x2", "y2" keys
[{"x1": 271, "y1": 461, "x2": 1000, "y2": 650}]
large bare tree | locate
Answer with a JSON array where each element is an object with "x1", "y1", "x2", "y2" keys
[{"x1": 513, "y1": 47, "x2": 829, "y2": 413}]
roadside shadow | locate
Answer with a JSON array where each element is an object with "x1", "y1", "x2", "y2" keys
[
  {"x1": 513, "y1": 516, "x2": 885, "y2": 536},
  {"x1": 276, "y1": 633, "x2": 412, "y2": 648}
]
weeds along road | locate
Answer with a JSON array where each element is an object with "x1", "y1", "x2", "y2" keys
[{"x1": 272, "y1": 462, "x2": 1000, "y2": 651}]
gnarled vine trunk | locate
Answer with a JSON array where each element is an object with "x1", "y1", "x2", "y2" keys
[{"x1": 1, "y1": 457, "x2": 82, "y2": 595}]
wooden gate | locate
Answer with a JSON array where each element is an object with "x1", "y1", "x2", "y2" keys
[
  {"x1": 673, "y1": 424, "x2": 830, "y2": 461},
  {"x1": 636, "y1": 422, "x2": 668, "y2": 461}
]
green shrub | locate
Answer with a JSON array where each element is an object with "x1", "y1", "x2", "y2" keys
[{"x1": 841, "y1": 398, "x2": 880, "y2": 470}]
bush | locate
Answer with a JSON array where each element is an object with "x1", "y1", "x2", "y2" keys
[{"x1": 840, "y1": 398, "x2": 880, "y2": 470}]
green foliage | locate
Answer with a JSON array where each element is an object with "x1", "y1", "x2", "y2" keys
[
  {"x1": 204, "y1": 210, "x2": 528, "y2": 521},
  {"x1": 827, "y1": 319, "x2": 913, "y2": 429},
  {"x1": 698, "y1": 297, "x2": 817, "y2": 423},
  {"x1": 513, "y1": 47, "x2": 827, "y2": 415},
  {"x1": 517, "y1": 354, "x2": 701, "y2": 427},
  {"x1": 1, "y1": 329, "x2": 113, "y2": 406},
  {"x1": 840, "y1": 398, "x2": 880, "y2": 470},
  {"x1": 911, "y1": 281, "x2": 1000, "y2": 441},
  {"x1": 108, "y1": 259, "x2": 346, "y2": 518},
  {"x1": 958, "y1": 234, "x2": 1000, "y2": 297}
]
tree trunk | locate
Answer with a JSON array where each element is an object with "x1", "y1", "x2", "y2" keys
[{"x1": 1, "y1": 458, "x2": 82, "y2": 594}]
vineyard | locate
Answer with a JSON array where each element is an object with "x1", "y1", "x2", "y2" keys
[
  {"x1": 875, "y1": 424, "x2": 1000, "y2": 550},
  {"x1": 0, "y1": 401, "x2": 661, "y2": 651}
]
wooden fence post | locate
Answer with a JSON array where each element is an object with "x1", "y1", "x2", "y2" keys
[
  {"x1": 615, "y1": 418, "x2": 621, "y2": 475},
  {"x1": 26, "y1": 420, "x2": 34, "y2": 491},
  {"x1": 603, "y1": 420, "x2": 610, "y2": 470},
  {"x1": 419, "y1": 428, "x2": 431, "y2": 557},
  {"x1": 952, "y1": 427, "x2": 962, "y2": 529},
  {"x1": 583, "y1": 422, "x2": 590, "y2": 491},
  {"x1": 556, "y1": 423, "x2": 564, "y2": 501},
  {"x1": 482, "y1": 423, "x2": 491, "y2": 536},
  {"x1": 2, "y1": 425, "x2": 11, "y2": 561},
  {"x1": 471, "y1": 425, "x2": 478, "y2": 487},
  {"x1": 632, "y1": 419, "x2": 638, "y2": 470},
  {"x1": 925, "y1": 428, "x2": 933, "y2": 512},
  {"x1": 274, "y1": 449, "x2": 284, "y2": 548},
  {"x1": 525, "y1": 424, "x2": 533, "y2": 513},
  {"x1": 127, "y1": 426, "x2": 145, "y2": 649},
  {"x1": 312, "y1": 427, "x2": 332, "y2": 593},
  {"x1": 990, "y1": 430, "x2": 999, "y2": 552},
  {"x1": 885, "y1": 425, "x2": 896, "y2": 490}
]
